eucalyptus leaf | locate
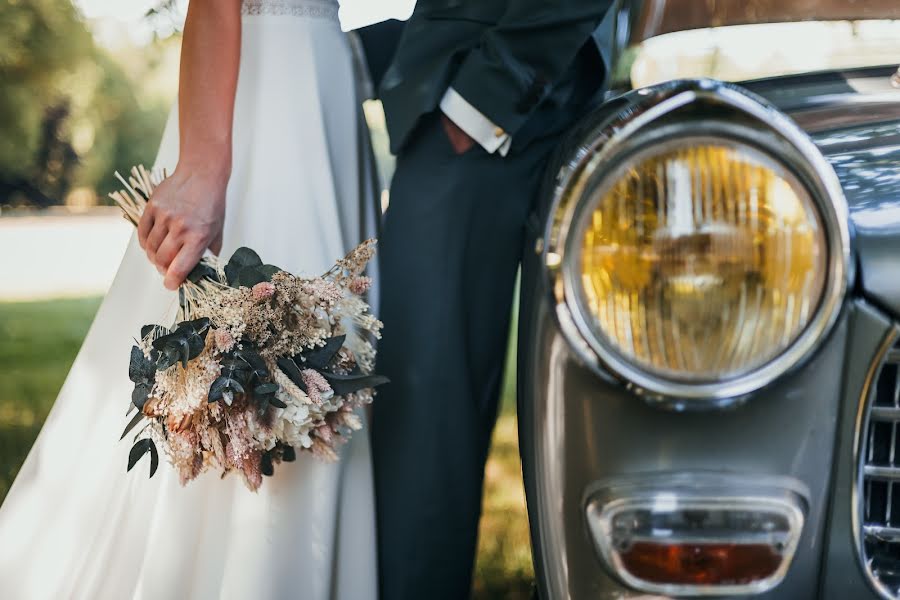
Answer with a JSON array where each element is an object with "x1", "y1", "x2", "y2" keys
[
  {"x1": 127, "y1": 438, "x2": 159, "y2": 478},
  {"x1": 186, "y1": 334, "x2": 206, "y2": 362},
  {"x1": 322, "y1": 372, "x2": 390, "y2": 396},
  {"x1": 282, "y1": 446, "x2": 296, "y2": 462},
  {"x1": 209, "y1": 375, "x2": 246, "y2": 402},
  {"x1": 128, "y1": 346, "x2": 156, "y2": 383},
  {"x1": 258, "y1": 264, "x2": 282, "y2": 280},
  {"x1": 234, "y1": 267, "x2": 268, "y2": 288},
  {"x1": 260, "y1": 451, "x2": 274, "y2": 477},
  {"x1": 302, "y1": 335, "x2": 346, "y2": 370},
  {"x1": 177, "y1": 338, "x2": 190, "y2": 369},
  {"x1": 232, "y1": 346, "x2": 267, "y2": 373},
  {"x1": 156, "y1": 346, "x2": 180, "y2": 371},
  {"x1": 255, "y1": 382, "x2": 279, "y2": 395},
  {"x1": 131, "y1": 382, "x2": 152, "y2": 410},
  {"x1": 151, "y1": 331, "x2": 177, "y2": 352},
  {"x1": 268, "y1": 396, "x2": 287, "y2": 409},
  {"x1": 140, "y1": 324, "x2": 169, "y2": 341},
  {"x1": 219, "y1": 348, "x2": 267, "y2": 388},
  {"x1": 182, "y1": 317, "x2": 212, "y2": 333},
  {"x1": 152, "y1": 318, "x2": 211, "y2": 371},
  {"x1": 187, "y1": 262, "x2": 218, "y2": 284},
  {"x1": 225, "y1": 247, "x2": 263, "y2": 286},
  {"x1": 276, "y1": 357, "x2": 308, "y2": 393},
  {"x1": 219, "y1": 355, "x2": 250, "y2": 370},
  {"x1": 120, "y1": 411, "x2": 145, "y2": 441}
]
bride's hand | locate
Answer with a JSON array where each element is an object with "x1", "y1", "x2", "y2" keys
[{"x1": 138, "y1": 165, "x2": 228, "y2": 290}]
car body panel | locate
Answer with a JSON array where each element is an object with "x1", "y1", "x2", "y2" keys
[
  {"x1": 624, "y1": 0, "x2": 900, "y2": 46},
  {"x1": 819, "y1": 303, "x2": 897, "y2": 600},
  {"x1": 744, "y1": 67, "x2": 900, "y2": 317}
]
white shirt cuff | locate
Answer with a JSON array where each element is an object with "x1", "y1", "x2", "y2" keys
[{"x1": 439, "y1": 87, "x2": 512, "y2": 157}]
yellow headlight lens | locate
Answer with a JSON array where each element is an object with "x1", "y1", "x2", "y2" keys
[{"x1": 578, "y1": 139, "x2": 826, "y2": 382}]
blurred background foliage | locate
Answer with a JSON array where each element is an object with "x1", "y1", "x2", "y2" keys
[{"x1": 0, "y1": 0, "x2": 175, "y2": 208}]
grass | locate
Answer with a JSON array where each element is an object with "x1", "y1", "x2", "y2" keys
[
  {"x1": 0, "y1": 298, "x2": 102, "y2": 501},
  {"x1": 0, "y1": 297, "x2": 534, "y2": 598}
]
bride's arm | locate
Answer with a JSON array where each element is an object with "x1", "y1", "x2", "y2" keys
[{"x1": 138, "y1": 0, "x2": 242, "y2": 290}]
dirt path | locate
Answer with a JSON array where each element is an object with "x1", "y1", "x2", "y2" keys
[{"x1": 0, "y1": 211, "x2": 131, "y2": 301}]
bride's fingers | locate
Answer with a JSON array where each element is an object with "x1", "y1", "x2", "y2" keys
[
  {"x1": 137, "y1": 207, "x2": 155, "y2": 249},
  {"x1": 155, "y1": 236, "x2": 184, "y2": 274},
  {"x1": 145, "y1": 221, "x2": 169, "y2": 265},
  {"x1": 210, "y1": 230, "x2": 223, "y2": 255},
  {"x1": 164, "y1": 241, "x2": 205, "y2": 290}
]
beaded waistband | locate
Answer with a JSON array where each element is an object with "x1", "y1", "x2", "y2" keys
[{"x1": 241, "y1": 0, "x2": 339, "y2": 20}]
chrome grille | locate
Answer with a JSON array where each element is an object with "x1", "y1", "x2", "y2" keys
[{"x1": 861, "y1": 344, "x2": 900, "y2": 595}]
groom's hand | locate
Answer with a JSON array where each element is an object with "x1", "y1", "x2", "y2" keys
[
  {"x1": 138, "y1": 165, "x2": 228, "y2": 290},
  {"x1": 440, "y1": 112, "x2": 476, "y2": 155}
]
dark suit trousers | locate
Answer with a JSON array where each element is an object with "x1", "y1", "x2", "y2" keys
[{"x1": 373, "y1": 114, "x2": 556, "y2": 599}]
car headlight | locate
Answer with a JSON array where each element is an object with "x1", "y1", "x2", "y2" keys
[
  {"x1": 578, "y1": 137, "x2": 824, "y2": 382},
  {"x1": 546, "y1": 81, "x2": 849, "y2": 404}
]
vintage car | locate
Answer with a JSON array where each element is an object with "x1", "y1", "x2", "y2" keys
[{"x1": 518, "y1": 1, "x2": 900, "y2": 598}]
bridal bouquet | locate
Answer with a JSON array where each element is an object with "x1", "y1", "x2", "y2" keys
[{"x1": 110, "y1": 166, "x2": 386, "y2": 491}]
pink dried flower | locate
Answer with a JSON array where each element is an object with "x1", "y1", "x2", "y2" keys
[
  {"x1": 301, "y1": 369, "x2": 332, "y2": 405},
  {"x1": 315, "y1": 423, "x2": 334, "y2": 444},
  {"x1": 349, "y1": 276, "x2": 372, "y2": 295},
  {"x1": 214, "y1": 329, "x2": 235, "y2": 352},
  {"x1": 252, "y1": 281, "x2": 276, "y2": 301},
  {"x1": 240, "y1": 451, "x2": 263, "y2": 492},
  {"x1": 169, "y1": 430, "x2": 202, "y2": 485},
  {"x1": 225, "y1": 410, "x2": 255, "y2": 469},
  {"x1": 311, "y1": 438, "x2": 339, "y2": 462}
]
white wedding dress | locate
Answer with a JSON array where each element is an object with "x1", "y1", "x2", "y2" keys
[{"x1": 0, "y1": 1, "x2": 379, "y2": 598}]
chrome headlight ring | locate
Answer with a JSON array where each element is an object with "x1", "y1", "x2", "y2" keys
[{"x1": 543, "y1": 80, "x2": 851, "y2": 406}]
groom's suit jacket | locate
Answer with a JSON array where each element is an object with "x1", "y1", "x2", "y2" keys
[{"x1": 371, "y1": 0, "x2": 615, "y2": 154}]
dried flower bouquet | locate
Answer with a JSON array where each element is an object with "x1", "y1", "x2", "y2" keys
[{"x1": 110, "y1": 166, "x2": 386, "y2": 491}]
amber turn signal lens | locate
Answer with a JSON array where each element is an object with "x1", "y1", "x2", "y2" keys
[
  {"x1": 619, "y1": 542, "x2": 782, "y2": 586},
  {"x1": 578, "y1": 138, "x2": 826, "y2": 383},
  {"x1": 586, "y1": 480, "x2": 806, "y2": 596}
]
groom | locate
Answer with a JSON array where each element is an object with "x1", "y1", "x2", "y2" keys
[{"x1": 364, "y1": 1, "x2": 613, "y2": 597}]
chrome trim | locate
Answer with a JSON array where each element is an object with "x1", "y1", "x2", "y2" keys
[
  {"x1": 852, "y1": 325, "x2": 900, "y2": 600},
  {"x1": 543, "y1": 79, "x2": 851, "y2": 405},
  {"x1": 584, "y1": 472, "x2": 808, "y2": 597}
]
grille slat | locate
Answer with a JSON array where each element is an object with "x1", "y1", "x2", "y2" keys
[
  {"x1": 867, "y1": 466, "x2": 900, "y2": 481},
  {"x1": 860, "y1": 345, "x2": 900, "y2": 597},
  {"x1": 873, "y1": 407, "x2": 900, "y2": 421},
  {"x1": 866, "y1": 525, "x2": 900, "y2": 543}
]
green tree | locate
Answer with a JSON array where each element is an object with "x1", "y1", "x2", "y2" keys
[
  {"x1": 0, "y1": 0, "x2": 170, "y2": 206},
  {"x1": 0, "y1": 0, "x2": 91, "y2": 197}
]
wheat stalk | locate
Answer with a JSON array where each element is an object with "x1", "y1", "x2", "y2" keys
[{"x1": 108, "y1": 165, "x2": 166, "y2": 226}]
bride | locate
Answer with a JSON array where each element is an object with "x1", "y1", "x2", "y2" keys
[{"x1": 0, "y1": 1, "x2": 379, "y2": 598}]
